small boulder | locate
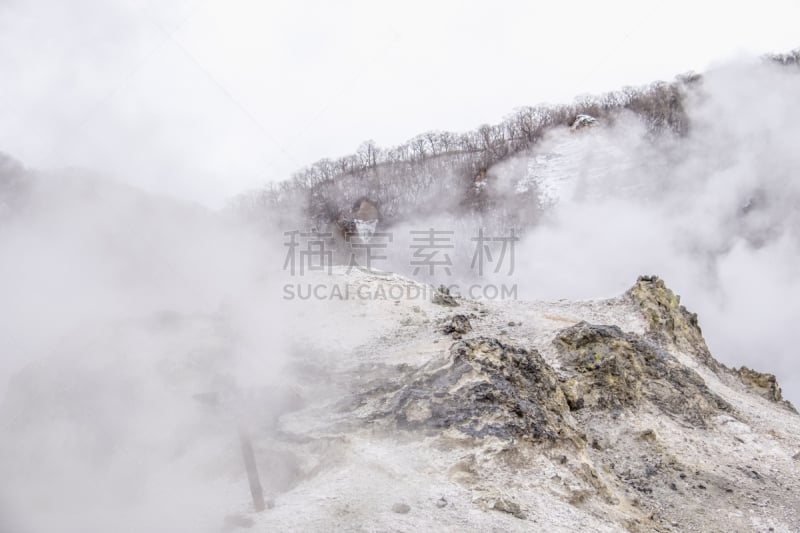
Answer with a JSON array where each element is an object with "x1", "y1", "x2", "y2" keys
[
  {"x1": 443, "y1": 314, "x2": 472, "y2": 339},
  {"x1": 432, "y1": 285, "x2": 458, "y2": 306},
  {"x1": 391, "y1": 502, "x2": 411, "y2": 514},
  {"x1": 477, "y1": 497, "x2": 526, "y2": 519},
  {"x1": 733, "y1": 366, "x2": 797, "y2": 412}
]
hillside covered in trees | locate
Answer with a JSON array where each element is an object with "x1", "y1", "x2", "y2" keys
[
  {"x1": 232, "y1": 77, "x2": 693, "y2": 232},
  {"x1": 231, "y1": 49, "x2": 799, "y2": 236}
]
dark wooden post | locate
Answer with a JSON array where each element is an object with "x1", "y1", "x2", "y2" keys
[
  {"x1": 194, "y1": 390, "x2": 268, "y2": 513},
  {"x1": 238, "y1": 425, "x2": 266, "y2": 512}
]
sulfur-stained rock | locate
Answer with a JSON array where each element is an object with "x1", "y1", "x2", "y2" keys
[
  {"x1": 627, "y1": 275, "x2": 722, "y2": 373},
  {"x1": 553, "y1": 321, "x2": 731, "y2": 426},
  {"x1": 734, "y1": 366, "x2": 797, "y2": 412},
  {"x1": 629, "y1": 276, "x2": 797, "y2": 414},
  {"x1": 362, "y1": 337, "x2": 579, "y2": 443}
]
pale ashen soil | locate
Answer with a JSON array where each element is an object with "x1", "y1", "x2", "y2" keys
[{"x1": 228, "y1": 269, "x2": 800, "y2": 532}]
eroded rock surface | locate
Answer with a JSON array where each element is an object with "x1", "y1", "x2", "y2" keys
[
  {"x1": 627, "y1": 275, "x2": 722, "y2": 372},
  {"x1": 360, "y1": 337, "x2": 579, "y2": 443},
  {"x1": 554, "y1": 321, "x2": 731, "y2": 426},
  {"x1": 734, "y1": 365, "x2": 797, "y2": 412}
]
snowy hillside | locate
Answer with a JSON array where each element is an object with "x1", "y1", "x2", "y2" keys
[{"x1": 500, "y1": 117, "x2": 663, "y2": 207}]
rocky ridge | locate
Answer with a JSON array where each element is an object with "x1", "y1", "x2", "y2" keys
[
  {"x1": 2, "y1": 271, "x2": 798, "y2": 532},
  {"x1": 241, "y1": 272, "x2": 800, "y2": 532}
]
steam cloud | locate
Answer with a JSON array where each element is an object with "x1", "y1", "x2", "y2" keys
[
  {"x1": 1, "y1": 50, "x2": 799, "y2": 533},
  {"x1": 497, "y1": 58, "x2": 800, "y2": 405}
]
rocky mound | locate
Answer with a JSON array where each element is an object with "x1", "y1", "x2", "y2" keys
[
  {"x1": 733, "y1": 365, "x2": 797, "y2": 412},
  {"x1": 359, "y1": 337, "x2": 579, "y2": 444},
  {"x1": 629, "y1": 275, "x2": 797, "y2": 413},
  {"x1": 555, "y1": 321, "x2": 731, "y2": 427},
  {"x1": 627, "y1": 275, "x2": 722, "y2": 372}
]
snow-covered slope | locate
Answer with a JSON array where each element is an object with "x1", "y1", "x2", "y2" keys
[{"x1": 506, "y1": 119, "x2": 650, "y2": 206}]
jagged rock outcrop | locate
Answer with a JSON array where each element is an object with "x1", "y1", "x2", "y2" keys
[
  {"x1": 361, "y1": 337, "x2": 580, "y2": 444},
  {"x1": 554, "y1": 321, "x2": 731, "y2": 427},
  {"x1": 627, "y1": 275, "x2": 723, "y2": 373},
  {"x1": 629, "y1": 275, "x2": 797, "y2": 413},
  {"x1": 734, "y1": 366, "x2": 797, "y2": 412}
]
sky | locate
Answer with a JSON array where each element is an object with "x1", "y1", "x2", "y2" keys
[{"x1": 1, "y1": 0, "x2": 799, "y2": 207}]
